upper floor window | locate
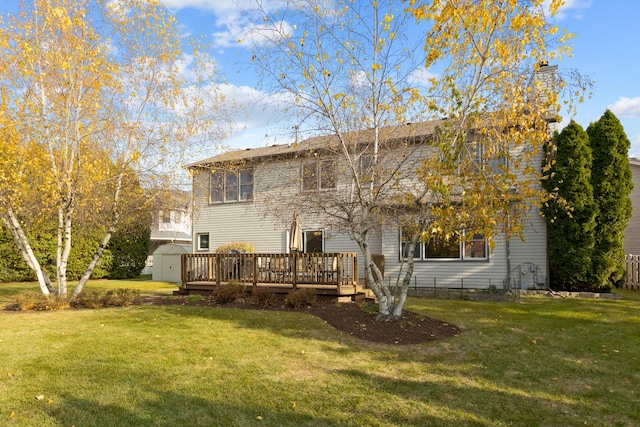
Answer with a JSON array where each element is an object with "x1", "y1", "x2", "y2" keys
[
  {"x1": 303, "y1": 160, "x2": 335, "y2": 191},
  {"x1": 359, "y1": 153, "x2": 379, "y2": 185},
  {"x1": 400, "y1": 228, "x2": 487, "y2": 261},
  {"x1": 468, "y1": 141, "x2": 507, "y2": 174},
  {"x1": 210, "y1": 169, "x2": 253, "y2": 203}
]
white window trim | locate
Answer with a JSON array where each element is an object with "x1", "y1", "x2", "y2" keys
[
  {"x1": 197, "y1": 233, "x2": 210, "y2": 251},
  {"x1": 209, "y1": 168, "x2": 253, "y2": 204},
  {"x1": 302, "y1": 160, "x2": 336, "y2": 192},
  {"x1": 399, "y1": 229, "x2": 488, "y2": 261}
]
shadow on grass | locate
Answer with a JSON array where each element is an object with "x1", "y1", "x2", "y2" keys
[
  {"x1": 153, "y1": 304, "x2": 360, "y2": 345},
  {"x1": 45, "y1": 390, "x2": 328, "y2": 427},
  {"x1": 335, "y1": 368, "x2": 584, "y2": 426}
]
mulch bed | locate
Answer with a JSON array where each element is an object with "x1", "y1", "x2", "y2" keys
[{"x1": 141, "y1": 295, "x2": 461, "y2": 345}]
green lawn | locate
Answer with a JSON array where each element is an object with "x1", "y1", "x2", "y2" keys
[{"x1": 1, "y1": 281, "x2": 639, "y2": 426}]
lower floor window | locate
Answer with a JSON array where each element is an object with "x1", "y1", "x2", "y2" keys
[
  {"x1": 197, "y1": 233, "x2": 210, "y2": 251},
  {"x1": 425, "y1": 234, "x2": 461, "y2": 259},
  {"x1": 304, "y1": 230, "x2": 324, "y2": 253},
  {"x1": 401, "y1": 229, "x2": 487, "y2": 261},
  {"x1": 464, "y1": 234, "x2": 487, "y2": 259}
]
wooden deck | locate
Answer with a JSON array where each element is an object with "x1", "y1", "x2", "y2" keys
[{"x1": 179, "y1": 252, "x2": 368, "y2": 300}]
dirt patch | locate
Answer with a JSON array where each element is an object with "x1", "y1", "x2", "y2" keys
[{"x1": 140, "y1": 295, "x2": 461, "y2": 345}]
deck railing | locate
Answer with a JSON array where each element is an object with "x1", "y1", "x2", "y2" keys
[{"x1": 181, "y1": 252, "x2": 358, "y2": 289}]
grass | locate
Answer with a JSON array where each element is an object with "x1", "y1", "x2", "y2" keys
[{"x1": 1, "y1": 281, "x2": 639, "y2": 426}]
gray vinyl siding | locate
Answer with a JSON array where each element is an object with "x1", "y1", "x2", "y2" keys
[
  {"x1": 624, "y1": 159, "x2": 640, "y2": 255},
  {"x1": 506, "y1": 212, "x2": 548, "y2": 288},
  {"x1": 381, "y1": 228, "x2": 508, "y2": 290},
  {"x1": 190, "y1": 139, "x2": 549, "y2": 289},
  {"x1": 380, "y1": 212, "x2": 548, "y2": 290},
  {"x1": 191, "y1": 167, "x2": 287, "y2": 253}
]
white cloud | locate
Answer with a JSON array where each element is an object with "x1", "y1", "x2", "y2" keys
[
  {"x1": 161, "y1": 0, "x2": 254, "y2": 14},
  {"x1": 543, "y1": 0, "x2": 591, "y2": 20},
  {"x1": 408, "y1": 68, "x2": 438, "y2": 86},
  {"x1": 609, "y1": 97, "x2": 640, "y2": 119},
  {"x1": 160, "y1": 0, "x2": 287, "y2": 15},
  {"x1": 213, "y1": 19, "x2": 293, "y2": 48},
  {"x1": 160, "y1": 0, "x2": 292, "y2": 49},
  {"x1": 217, "y1": 83, "x2": 298, "y2": 143}
]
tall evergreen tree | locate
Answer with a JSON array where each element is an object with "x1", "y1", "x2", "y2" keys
[
  {"x1": 588, "y1": 110, "x2": 633, "y2": 289},
  {"x1": 542, "y1": 121, "x2": 596, "y2": 290}
]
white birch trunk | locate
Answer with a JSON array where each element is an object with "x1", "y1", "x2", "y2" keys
[
  {"x1": 1, "y1": 208, "x2": 52, "y2": 296},
  {"x1": 56, "y1": 206, "x2": 74, "y2": 298},
  {"x1": 71, "y1": 165, "x2": 125, "y2": 300},
  {"x1": 71, "y1": 226, "x2": 114, "y2": 300}
]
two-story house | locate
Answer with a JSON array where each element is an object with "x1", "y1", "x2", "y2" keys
[{"x1": 186, "y1": 112, "x2": 552, "y2": 291}]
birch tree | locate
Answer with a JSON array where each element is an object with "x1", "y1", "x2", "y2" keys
[
  {"x1": 248, "y1": 0, "x2": 588, "y2": 318},
  {"x1": 0, "y1": 0, "x2": 229, "y2": 299}
]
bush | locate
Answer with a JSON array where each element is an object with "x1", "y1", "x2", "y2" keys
[
  {"x1": 14, "y1": 291, "x2": 69, "y2": 311},
  {"x1": 251, "y1": 287, "x2": 274, "y2": 307},
  {"x1": 71, "y1": 288, "x2": 140, "y2": 309},
  {"x1": 72, "y1": 290, "x2": 106, "y2": 309},
  {"x1": 215, "y1": 242, "x2": 255, "y2": 254},
  {"x1": 360, "y1": 303, "x2": 378, "y2": 314},
  {"x1": 108, "y1": 222, "x2": 150, "y2": 279},
  {"x1": 102, "y1": 288, "x2": 140, "y2": 306},
  {"x1": 284, "y1": 288, "x2": 317, "y2": 309},
  {"x1": 213, "y1": 282, "x2": 245, "y2": 304}
]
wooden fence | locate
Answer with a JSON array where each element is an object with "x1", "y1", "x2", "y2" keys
[{"x1": 625, "y1": 254, "x2": 640, "y2": 290}]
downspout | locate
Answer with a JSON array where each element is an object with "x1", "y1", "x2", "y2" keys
[{"x1": 506, "y1": 235, "x2": 511, "y2": 290}]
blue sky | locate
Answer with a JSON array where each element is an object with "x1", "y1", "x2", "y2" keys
[{"x1": 2, "y1": 0, "x2": 639, "y2": 157}]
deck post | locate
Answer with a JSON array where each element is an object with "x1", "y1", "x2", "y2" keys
[
  {"x1": 353, "y1": 253, "x2": 358, "y2": 293},
  {"x1": 292, "y1": 253, "x2": 297, "y2": 290},
  {"x1": 252, "y1": 255, "x2": 258, "y2": 291},
  {"x1": 215, "y1": 255, "x2": 221, "y2": 285},
  {"x1": 181, "y1": 255, "x2": 187, "y2": 287}
]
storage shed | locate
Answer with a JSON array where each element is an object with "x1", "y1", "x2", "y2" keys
[{"x1": 151, "y1": 243, "x2": 192, "y2": 283}]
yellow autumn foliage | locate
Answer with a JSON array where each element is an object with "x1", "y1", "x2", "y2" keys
[{"x1": 0, "y1": 0, "x2": 229, "y2": 299}]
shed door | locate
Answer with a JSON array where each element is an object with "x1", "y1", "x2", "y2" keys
[{"x1": 163, "y1": 254, "x2": 182, "y2": 283}]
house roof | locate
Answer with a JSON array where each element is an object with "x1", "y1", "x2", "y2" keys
[{"x1": 186, "y1": 119, "x2": 448, "y2": 169}]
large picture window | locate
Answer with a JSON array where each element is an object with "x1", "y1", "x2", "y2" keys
[
  {"x1": 425, "y1": 233, "x2": 461, "y2": 259},
  {"x1": 302, "y1": 160, "x2": 335, "y2": 191},
  {"x1": 210, "y1": 169, "x2": 253, "y2": 203},
  {"x1": 400, "y1": 229, "x2": 487, "y2": 261}
]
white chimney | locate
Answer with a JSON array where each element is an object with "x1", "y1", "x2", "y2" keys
[{"x1": 528, "y1": 61, "x2": 559, "y2": 133}]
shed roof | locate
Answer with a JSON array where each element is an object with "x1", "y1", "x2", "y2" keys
[{"x1": 153, "y1": 243, "x2": 192, "y2": 255}]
